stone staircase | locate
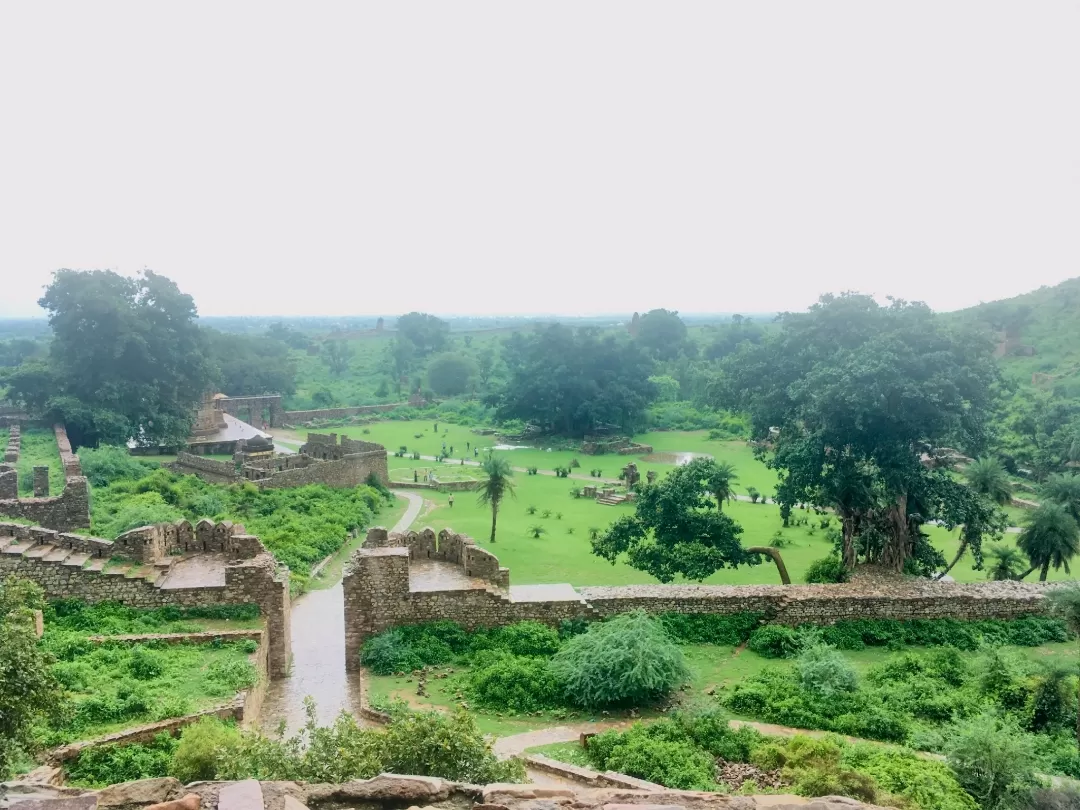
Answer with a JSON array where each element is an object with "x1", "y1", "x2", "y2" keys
[
  {"x1": 595, "y1": 492, "x2": 630, "y2": 505},
  {"x1": 0, "y1": 533, "x2": 179, "y2": 586}
]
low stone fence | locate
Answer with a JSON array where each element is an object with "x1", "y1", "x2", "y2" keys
[
  {"x1": 282, "y1": 403, "x2": 404, "y2": 425},
  {"x1": 167, "y1": 444, "x2": 389, "y2": 489}
]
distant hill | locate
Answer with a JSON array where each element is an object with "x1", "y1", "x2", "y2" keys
[
  {"x1": 947, "y1": 276, "x2": 1080, "y2": 476},
  {"x1": 949, "y1": 276, "x2": 1080, "y2": 398}
]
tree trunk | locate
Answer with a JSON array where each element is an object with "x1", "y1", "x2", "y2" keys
[
  {"x1": 748, "y1": 547, "x2": 792, "y2": 585},
  {"x1": 1019, "y1": 565, "x2": 1039, "y2": 580},
  {"x1": 935, "y1": 532, "x2": 969, "y2": 580},
  {"x1": 878, "y1": 493, "x2": 911, "y2": 572},
  {"x1": 1040, "y1": 559, "x2": 1051, "y2": 581},
  {"x1": 490, "y1": 502, "x2": 498, "y2": 544},
  {"x1": 841, "y1": 513, "x2": 857, "y2": 570}
]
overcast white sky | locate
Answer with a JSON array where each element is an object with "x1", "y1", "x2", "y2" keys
[{"x1": 0, "y1": 2, "x2": 1077, "y2": 318}]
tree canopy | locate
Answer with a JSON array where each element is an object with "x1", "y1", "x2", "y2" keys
[
  {"x1": 3, "y1": 269, "x2": 215, "y2": 448},
  {"x1": 635, "y1": 309, "x2": 689, "y2": 360},
  {"x1": 205, "y1": 329, "x2": 297, "y2": 396},
  {"x1": 491, "y1": 325, "x2": 656, "y2": 437},
  {"x1": 396, "y1": 312, "x2": 449, "y2": 356},
  {"x1": 427, "y1": 352, "x2": 478, "y2": 396},
  {"x1": 718, "y1": 293, "x2": 1002, "y2": 572},
  {"x1": 592, "y1": 458, "x2": 755, "y2": 582}
]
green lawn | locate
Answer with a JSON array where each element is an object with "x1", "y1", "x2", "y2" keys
[{"x1": 14, "y1": 427, "x2": 65, "y2": 496}]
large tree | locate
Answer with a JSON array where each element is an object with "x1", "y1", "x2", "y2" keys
[
  {"x1": 1018, "y1": 502, "x2": 1080, "y2": 581},
  {"x1": 720, "y1": 293, "x2": 1001, "y2": 572},
  {"x1": 204, "y1": 329, "x2": 297, "y2": 396},
  {"x1": 396, "y1": 312, "x2": 450, "y2": 356},
  {"x1": 593, "y1": 459, "x2": 787, "y2": 583},
  {"x1": 635, "y1": 309, "x2": 689, "y2": 360},
  {"x1": 427, "y1": 352, "x2": 478, "y2": 397},
  {"x1": 492, "y1": 324, "x2": 656, "y2": 437},
  {"x1": 3, "y1": 269, "x2": 215, "y2": 448},
  {"x1": 475, "y1": 454, "x2": 516, "y2": 544}
]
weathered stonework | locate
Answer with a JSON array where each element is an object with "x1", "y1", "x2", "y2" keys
[
  {"x1": 0, "y1": 519, "x2": 291, "y2": 678},
  {"x1": 0, "y1": 425, "x2": 91, "y2": 532},
  {"x1": 214, "y1": 395, "x2": 409, "y2": 429},
  {"x1": 167, "y1": 434, "x2": 389, "y2": 490},
  {"x1": 342, "y1": 527, "x2": 1055, "y2": 670}
]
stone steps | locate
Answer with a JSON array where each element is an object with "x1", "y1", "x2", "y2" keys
[
  {"x1": 84, "y1": 558, "x2": 107, "y2": 572},
  {"x1": 62, "y1": 552, "x2": 92, "y2": 568},
  {"x1": 103, "y1": 562, "x2": 133, "y2": 577},
  {"x1": 23, "y1": 543, "x2": 56, "y2": 559},
  {"x1": 43, "y1": 547, "x2": 73, "y2": 563}
]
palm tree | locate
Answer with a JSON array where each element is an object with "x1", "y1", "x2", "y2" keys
[
  {"x1": 1042, "y1": 472, "x2": 1080, "y2": 524},
  {"x1": 708, "y1": 460, "x2": 739, "y2": 511},
  {"x1": 475, "y1": 454, "x2": 516, "y2": 544},
  {"x1": 964, "y1": 457, "x2": 1014, "y2": 505},
  {"x1": 985, "y1": 543, "x2": 1026, "y2": 581},
  {"x1": 1018, "y1": 502, "x2": 1080, "y2": 581}
]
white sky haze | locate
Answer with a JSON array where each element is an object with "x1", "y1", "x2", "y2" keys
[{"x1": 0, "y1": 1, "x2": 1077, "y2": 317}]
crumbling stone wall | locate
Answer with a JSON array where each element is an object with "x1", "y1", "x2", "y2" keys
[
  {"x1": 342, "y1": 527, "x2": 1054, "y2": 668},
  {"x1": 217, "y1": 395, "x2": 285, "y2": 428},
  {"x1": 283, "y1": 403, "x2": 403, "y2": 425},
  {"x1": 166, "y1": 453, "x2": 239, "y2": 484},
  {"x1": 0, "y1": 425, "x2": 91, "y2": 531},
  {"x1": 0, "y1": 519, "x2": 292, "y2": 677},
  {"x1": 4, "y1": 423, "x2": 20, "y2": 462}
]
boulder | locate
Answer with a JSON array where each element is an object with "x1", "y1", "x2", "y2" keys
[{"x1": 97, "y1": 781, "x2": 180, "y2": 810}]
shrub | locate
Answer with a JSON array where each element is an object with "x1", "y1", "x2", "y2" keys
[
  {"x1": 550, "y1": 612, "x2": 689, "y2": 709},
  {"x1": 803, "y1": 556, "x2": 849, "y2": 584},
  {"x1": 527, "y1": 525, "x2": 546, "y2": 538},
  {"x1": 659, "y1": 612, "x2": 762, "y2": 645},
  {"x1": 78, "y1": 446, "x2": 158, "y2": 488},
  {"x1": 66, "y1": 734, "x2": 178, "y2": 787},
  {"x1": 945, "y1": 714, "x2": 1040, "y2": 810},
  {"x1": 486, "y1": 621, "x2": 561, "y2": 657},
  {"x1": 128, "y1": 647, "x2": 164, "y2": 680},
  {"x1": 748, "y1": 625, "x2": 805, "y2": 658},
  {"x1": 674, "y1": 707, "x2": 764, "y2": 762},
  {"x1": 360, "y1": 630, "x2": 424, "y2": 675},
  {"x1": 751, "y1": 736, "x2": 877, "y2": 803},
  {"x1": 840, "y1": 742, "x2": 977, "y2": 810},
  {"x1": 586, "y1": 724, "x2": 716, "y2": 791},
  {"x1": 205, "y1": 658, "x2": 258, "y2": 694},
  {"x1": 465, "y1": 651, "x2": 562, "y2": 713},
  {"x1": 525, "y1": 505, "x2": 537, "y2": 515},
  {"x1": 795, "y1": 644, "x2": 858, "y2": 698},
  {"x1": 171, "y1": 717, "x2": 240, "y2": 783}
]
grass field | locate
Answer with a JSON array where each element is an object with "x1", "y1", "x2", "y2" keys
[
  {"x1": 15, "y1": 427, "x2": 65, "y2": 496},
  {"x1": 292, "y1": 420, "x2": 1069, "y2": 587}
]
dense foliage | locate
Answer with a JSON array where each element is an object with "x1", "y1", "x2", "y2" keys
[
  {"x1": 719, "y1": 293, "x2": 1002, "y2": 573},
  {"x1": 593, "y1": 458, "x2": 758, "y2": 582},
  {"x1": 0, "y1": 577, "x2": 63, "y2": 779},
  {"x1": 491, "y1": 324, "x2": 656, "y2": 437},
  {"x1": 89, "y1": 468, "x2": 387, "y2": 585},
  {"x1": 2, "y1": 270, "x2": 216, "y2": 448}
]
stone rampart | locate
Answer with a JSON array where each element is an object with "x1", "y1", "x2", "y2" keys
[
  {"x1": 216, "y1": 394, "x2": 410, "y2": 428},
  {"x1": 0, "y1": 519, "x2": 291, "y2": 677},
  {"x1": 282, "y1": 403, "x2": 403, "y2": 425},
  {"x1": 0, "y1": 425, "x2": 91, "y2": 531},
  {"x1": 166, "y1": 453, "x2": 239, "y2": 483},
  {"x1": 342, "y1": 527, "x2": 1054, "y2": 668},
  {"x1": 167, "y1": 441, "x2": 389, "y2": 489}
]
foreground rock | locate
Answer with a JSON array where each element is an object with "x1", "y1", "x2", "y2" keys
[{"x1": 1, "y1": 775, "x2": 893, "y2": 810}]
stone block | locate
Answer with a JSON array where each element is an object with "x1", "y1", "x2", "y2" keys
[
  {"x1": 145, "y1": 795, "x2": 200, "y2": 810},
  {"x1": 4, "y1": 797, "x2": 98, "y2": 810},
  {"x1": 218, "y1": 781, "x2": 263, "y2": 810},
  {"x1": 97, "y1": 778, "x2": 181, "y2": 808}
]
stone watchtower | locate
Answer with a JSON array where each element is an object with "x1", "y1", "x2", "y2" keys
[{"x1": 190, "y1": 393, "x2": 227, "y2": 437}]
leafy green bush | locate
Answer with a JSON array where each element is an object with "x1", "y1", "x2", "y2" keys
[
  {"x1": 803, "y1": 555, "x2": 849, "y2": 584},
  {"x1": 945, "y1": 713, "x2": 1041, "y2": 810},
  {"x1": 171, "y1": 717, "x2": 241, "y2": 783},
  {"x1": 465, "y1": 651, "x2": 562, "y2": 713},
  {"x1": 586, "y1": 724, "x2": 717, "y2": 791},
  {"x1": 78, "y1": 446, "x2": 159, "y2": 488},
  {"x1": 550, "y1": 612, "x2": 689, "y2": 709},
  {"x1": 480, "y1": 621, "x2": 561, "y2": 657},
  {"x1": 840, "y1": 742, "x2": 977, "y2": 810},
  {"x1": 360, "y1": 630, "x2": 425, "y2": 675},
  {"x1": 65, "y1": 734, "x2": 178, "y2": 787},
  {"x1": 44, "y1": 600, "x2": 257, "y2": 635},
  {"x1": 751, "y1": 736, "x2": 878, "y2": 803},
  {"x1": 747, "y1": 625, "x2": 805, "y2": 658},
  {"x1": 795, "y1": 644, "x2": 858, "y2": 698},
  {"x1": 658, "y1": 612, "x2": 762, "y2": 645},
  {"x1": 128, "y1": 647, "x2": 164, "y2": 680}
]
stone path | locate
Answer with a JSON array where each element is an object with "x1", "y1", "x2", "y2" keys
[{"x1": 259, "y1": 491, "x2": 423, "y2": 734}]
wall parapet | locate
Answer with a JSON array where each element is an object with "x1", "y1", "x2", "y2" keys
[
  {"x1": 0, "y1": 424, "x2": 90, "y2": 531},
  {"x1": 343, "y1": 526, "x2": 1056, "y2": 669}
]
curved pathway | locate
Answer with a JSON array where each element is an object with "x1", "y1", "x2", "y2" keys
[{"x1": 259, "y1": 491, "x2": 423, "y2": 733}]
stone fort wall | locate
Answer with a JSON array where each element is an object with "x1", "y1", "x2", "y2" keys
[
  {"x1": 0, "y1": 424, "x2": 91, "y2": 532},
  {"x1": 0, "y1": 519, "x2": 292, "y2": 677},
  {"x1": 216, "y1": 394, "x2": 406, "y2": 428},
  {"x1": 166, "y1": 434, "x2": 389, "y2": 489},
  {"x1": 342, "y1": 526, "x2": 1051, "y2": 669}
]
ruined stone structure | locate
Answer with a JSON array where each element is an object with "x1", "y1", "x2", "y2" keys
[
  {"x1": 2, "y1": 773, "x2": 887, "y2": 810},
  {"x1": 0, "y1": 518, "x2": 291, "y2": 677},
  {"x1": 214, "y1": 394, "x2": 407, "y2": 429},
  {"x1": 4, "y1": 423, "x2": 19, "y2": 462},
  {"x1": 166, "y1": 433, "x2": 389, "y2": 489},
  {"x1": 0, "y1": 425, "x2": 91, "y2": 532},
  {"x1": 580, "y1": 436, "x2": 654, "y2": 456},
  {"x1": 343, "y1": 526, "x2": 1052, "y2": 669}
]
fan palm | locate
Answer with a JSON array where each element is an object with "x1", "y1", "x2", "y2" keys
[
  {"x1": 475, "y1": 454, "x2": 516, "y2": 544},
  {"x1": 1018, "y1": 502, "x2": 1080, "y2": 581},
  {"x1": 985, "y1": 544, "x2": 1026, "y2": 581},
  {"x1": 964, "y1": 457, "x2": 1013, "y2": 505},
  {"x1": 1042, "y1": 472, "x2": 1080, "y2": 525}
]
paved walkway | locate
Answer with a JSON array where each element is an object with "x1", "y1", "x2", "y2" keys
[{"x1": 259, "y1": 491, "x2": 423, "y2": 734}]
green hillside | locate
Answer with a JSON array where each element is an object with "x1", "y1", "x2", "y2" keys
[{"x1": 949, "y1": 276, "x2": 1080, "y2": 476}]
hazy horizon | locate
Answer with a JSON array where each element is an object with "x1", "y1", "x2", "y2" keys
[{"x1": 2, "y1": 1, "x2": 1077, "y2": 318}]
